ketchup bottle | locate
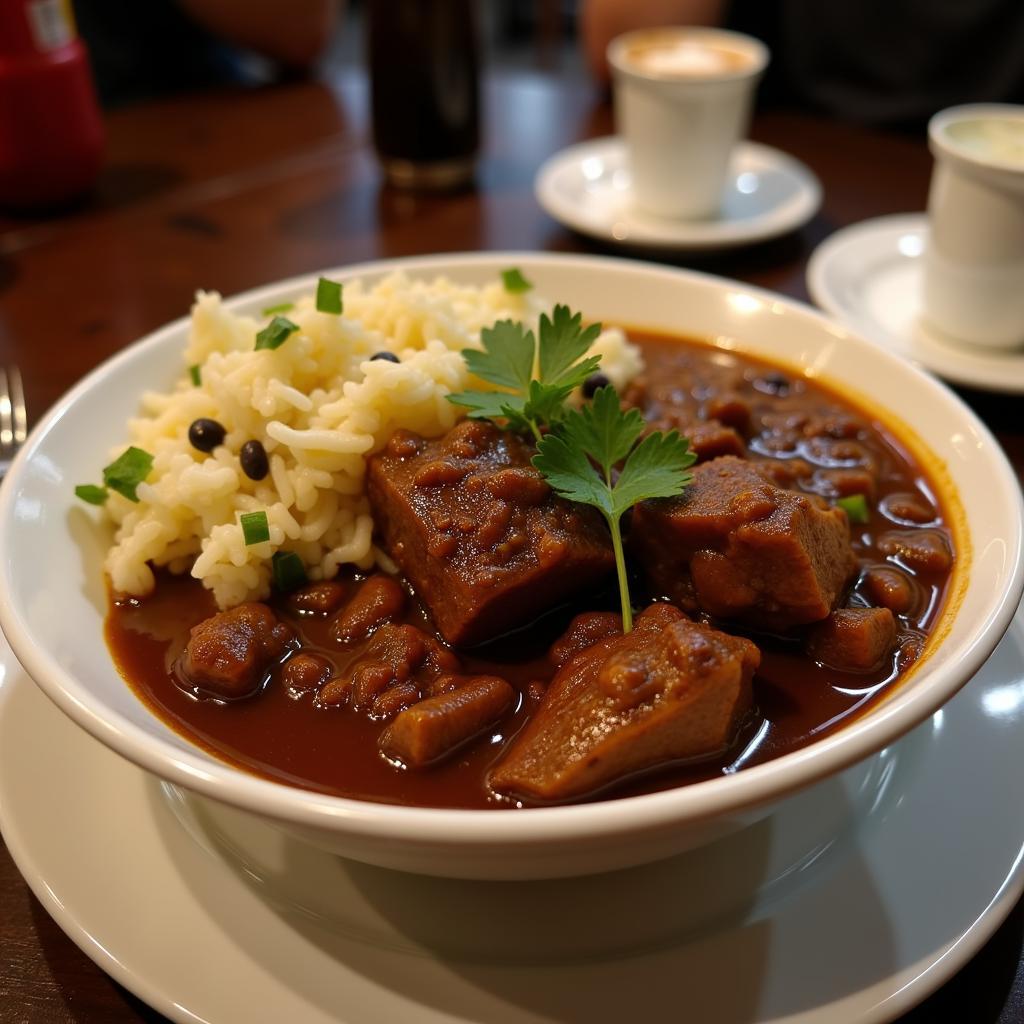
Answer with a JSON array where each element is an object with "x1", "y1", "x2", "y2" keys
[{"x1": 0, "y1": 0, "x2": 103, "y2": 210}]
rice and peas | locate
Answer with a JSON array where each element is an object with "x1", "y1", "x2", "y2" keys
[{"x1": 100, "y1": 271, "x2": 644, "y2": 609}]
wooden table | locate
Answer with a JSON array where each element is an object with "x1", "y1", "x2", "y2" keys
[{"x1": 2, "y1": 70, "x2": 1022, "y2": 1023}]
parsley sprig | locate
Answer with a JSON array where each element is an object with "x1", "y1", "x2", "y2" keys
[
  {"x1": 533, "y1": 386, "x2": 696, "y2": 632},
  {"x1": 448, "y1": 306, "x2": 603, "y2": 443}
]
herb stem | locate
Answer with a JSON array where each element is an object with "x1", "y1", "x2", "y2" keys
[
  {"x1": 528, "y1": 420, "x2": 543, "y2": 445},
  {"x1": 607, "y1": 512, "x2": 632, "y2": 633}
]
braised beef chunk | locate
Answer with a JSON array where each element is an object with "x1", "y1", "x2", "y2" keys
[
  {"x1": 177, "y1": 603, "x2": 294, "y2": 700},
  {"x1": 380, "y1": 675, "x2": 515, "y2": 768},
  {"x1": 366, "y1": 420, "x2": 614, "y2": 646},
  {"x1": 289, "y1": 581, "x2": 348, "y2": 616},
  {"x1": 878, "y1": 529, "x2": 953, "y2": 573},
  {"x1": 329, "y1": 574, "x2": 405, "y2": 643},
  {"x1": 489, "y1": 605, "x2": 759, "y2": 803},
  {"x1": 631, "y1": 456, "x2": 856, "y2": 631},
  {"x1": 549, "y1": 611, "x2": 623, "y2": 669},
  {"x1": 317, "y1": 622, "x2": 459, "y2": 717},
  {"x1": 806, "y1": 607, "x2": 897, "y2": 673}
]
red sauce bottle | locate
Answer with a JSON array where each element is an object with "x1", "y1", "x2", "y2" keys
[{"x1": 0, "y1": 0, "x2": 103, "y2": 210}]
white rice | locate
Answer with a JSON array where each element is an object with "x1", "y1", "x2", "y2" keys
[{"x1": 102, "y1": 271, "x2": 644, "y2": 608}]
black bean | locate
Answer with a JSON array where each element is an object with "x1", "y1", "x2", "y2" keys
[
  {"x1": 370, "y1": 351, "x2": 400, "y2": 363},
  {"x1": 188, "y1": 418, "x2": 226, "y2": 453},
  {"x1": 240, "y1": 440, "x2": 269, "y2": 480},
  {"x1": 582, "y1": 373, "x2": 610, "y2": 398}
]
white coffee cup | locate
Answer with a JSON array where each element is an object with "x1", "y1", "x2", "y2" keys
[
  {"x1": 607, "y1": 27, "x2": 769, "y2": 221},
  {"x1": 922, "y1": 103, "x2": 1024, "y2": 351}
]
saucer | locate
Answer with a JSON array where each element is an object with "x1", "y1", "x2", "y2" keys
[
  {"x1": 4, "y1": 613, "x2": 1024, "y2": 1023},
  {"x1": 806, "y1": 213, "x2": 1024, "y2": 394},
  {"x1": 535, "y1": 136, "x2": 822, "y2": 250}
]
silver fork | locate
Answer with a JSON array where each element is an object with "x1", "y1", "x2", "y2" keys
[{"x1": 0, "y1": 366, "x2": 27, "y2": 480}]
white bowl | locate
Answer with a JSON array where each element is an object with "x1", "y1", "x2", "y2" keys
[{"x1": 1, "y1": 253, "x2": 1020, "y2": 880}]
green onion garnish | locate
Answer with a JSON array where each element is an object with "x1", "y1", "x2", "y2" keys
[
  {"x1": 271, "y1": 550, "x2": 307, "y2": 592},
  {"x1": 240, "y1": 510, "x2": 270, "y2": 546},
  {"x1": 501, "y1": 267, "x2": 532, "y2": 294},
  {"x1": 837, "y1": 493, "x2": 870, "y2": 524},
  {"x1": 75, "y1": 484, "x2": 108, "y2": 506},
  {"x1": 315, "y1": 277, "x2": 343, "y2": 314},
  {"x1": 261, "y1": 302, "x2": 294, "y2": 316},
  {"x1": 189, "y1": 364, "x2": 201, "y2": 386},
  {"x1": 255, "y1": 316, "x2": 299, "y2": 351},
  {"x1": 102, "y1": 447, "x2": 154, "y2": 503}
]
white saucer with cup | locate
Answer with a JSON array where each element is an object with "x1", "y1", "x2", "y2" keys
[
  {"x1": 923, "y1": 103, "x2": 1024, "y2": 351},
  {"x1": 607, "y1": 26, "x2": 769, "y2": 221}
]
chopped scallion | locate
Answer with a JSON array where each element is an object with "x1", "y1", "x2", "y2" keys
[
  {"x1": 261, "y1": 302, "x2": 294, "y2": 316},
  {"x1": 102, "y1": 447, "x2": 154, "y2": 503},
  {"x1": 501, "y1": 267, "x2": 533, "y2": 294},
  {"x1": 315, "y1": 276, "x2": 343, "y2": 314},
  {"x1": 189, "y1": 364, "x2": 201, "y2": 386},
  {"x1": 837, "y1": 493, "x2": 870, "y2": 524},
  {"x1": 240, "y1": 510, "x2": 270, "y2": 546},
  {"x1": 75, "y1": 484, "x2": 108, "y2": 505},
  {"x1": 255, "y1": 315, "x2": 299, "y2": 351},
  {"x1": 271, "y1": 550, "x2": 307, "y2": 592}
]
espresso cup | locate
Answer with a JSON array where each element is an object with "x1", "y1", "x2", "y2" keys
[
  {"x1": 607, "y1": 27, "x2": 768, "y2": 220},
  {"x1": 922, "y1": 104, "x2": 1024, "y2": 350}
]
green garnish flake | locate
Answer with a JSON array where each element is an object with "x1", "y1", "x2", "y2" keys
[
  {"x1": 189, "y1": 364, "x2": 201, "y2": 387},
  {"x1": 75, "y1": 484, "x2": 108, "y2": 506},
  {"x1": 102, "y1": 447, "x2": 154, "y2": 503},
  {"x1": 271, "y1": 550, "x2": 307, "y2": 592},
  {"x1": 315, "y1": 276, "x2": 343, "y2": 314},
  {"x1": 240, "y1": 510, "x2": 270, "y2": 546},
  {"x1": 448, "y1": 305, "x2": 603, "y2": 442},
  {"x1": 255, "y1": 315, "x2": 299, "y2": 351},
  {"x1": 261, "y1": 302, "x2": 294, "y2": 316},
  {"x1": 533, "y1": 386, "x2": 695, "y2": 632},
  {"x1": 501, "y1": 267, "x2": 532, "y2": 294},
  {"x1": 838, "y1": 493, "x2": 870, "y2": 524}
]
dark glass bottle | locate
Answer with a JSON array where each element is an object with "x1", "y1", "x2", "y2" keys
[{"x1": 367, "y1": 0, "x2": 480, "y2": 190}]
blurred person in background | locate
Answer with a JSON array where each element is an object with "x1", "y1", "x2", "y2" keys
[
  {"x1": 76, "y1": 0, "x2": 339, "y2": 106},
  {"x1": 581, "y1": 0, "x2": 1024, "y2": 128}
]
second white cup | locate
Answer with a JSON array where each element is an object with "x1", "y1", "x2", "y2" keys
[{"x1": 608, "y1": 27, "x2": 769, "y2": 221}]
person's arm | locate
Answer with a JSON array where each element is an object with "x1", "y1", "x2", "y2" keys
[
  {"x1": 178, "y1": 0, "x2": 340, "y2": 68},
  {"x1": 580, "y1": 0, "x2": 727, "y2": 81}
]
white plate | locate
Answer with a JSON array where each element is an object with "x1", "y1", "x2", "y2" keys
[
  {"x1": 3, "y1": 613, "x2": 1024, "y2": 1024},
  {"x1": 535, "y1": 136, "x2": 822, "y2": 250},
  {"x1": 806, "y1": 213, "x2": 1024, "y2": 394}
]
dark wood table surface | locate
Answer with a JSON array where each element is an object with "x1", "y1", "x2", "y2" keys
[{"x1": 2, "y1": 70, "x2": 1023, "y2": 1023}]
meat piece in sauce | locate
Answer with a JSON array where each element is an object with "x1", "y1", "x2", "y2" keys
[
  {"x1": 317, "y1": 622, "x2": 460, "y2": 719},
  {"x1": 631, "y1": 456, "x2": 856, "y2": 631},
  {"x1": 805, "y1": 607, "x2": 897, "y2": 673},
  {"x1": 177, "y1": 603, "x2": 294, "y2": 700},
  {"x1": 380, "y1": 675, "x2": 515, "y2": 768},
  {"x1": 366, "y1": 421, "x2": 614, "y2": 647},
  {"x1": 329, "y1": 574, "x2": 405, "y2": 643},
  {"x1": 489, "y1": 605, "x2": 759, "y2": 803}
]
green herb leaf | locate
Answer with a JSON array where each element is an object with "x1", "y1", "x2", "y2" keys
[
  {"x1": 501, "y1": 267, "x2": 533, "y2": 294},
  {"x1": 255, "y1": 315, "x2": 299, "y2": 351},
  {"x1": 462, "y1": 320, "x2": 535, "y2": 392},
  {"x1": 533, "y1": 387, "x2": 695, "y2": 631},
  {"x1": 102, "y1": 447, "x2": 154, "y2": 503},
  {"x1": 538, "y1": 306, "x2": 603, "y2": 388},
  {"x1": 271, "y1": 550, "x2": 307, "y2": 592},
  {"x1": 315, "y1": 277, "x2": 343, "y2": 314},
  {"x1": 189, "y1": 364, "x2": 201, "y2": 387},
  {"x1": 261, "y1": 302, "x2": 294, "y2": 316},
  {"x1": 240, "y1": 510, "x2": 270, "y2": 546},
  {"x1": 837, "y1": 493, "x2": 870, "y2": 524},
  {"x1": 448, "y1": 307, "x2": 603, "y2": 440},
  {"x1": 75, "y1": 484, "x2": 108, "y2": 505}
]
